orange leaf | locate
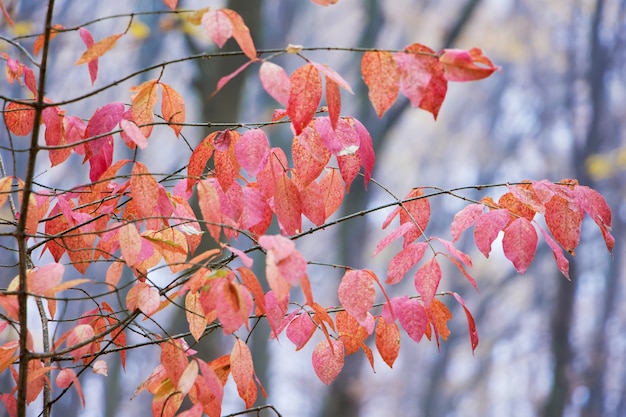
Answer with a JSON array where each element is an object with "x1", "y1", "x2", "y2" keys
[
  {"x1": 160, "y1": 82, "x2": 185, "y2": 136},
  {"x1": 130, "y1": 161, "x2": 160, "y2": 221},
  {"x1": 428, "y1": 298, "x2": 452, "y2": 346},
  {"x1": 361, "y1": 51, "x2": 399, "y2": 117},
  {"x1": 375, "y1": 318, "x2": 400, "y2": 368},
  {"x1": 130, "y1": 79, "x2": 158, "y2": 137},
  {"x1": 75, "y1": 33, "x2": 123, "y2": 65},
  {"x1": 230, "y1": 339, "x2": 257, "y2": 408},
  {"x1": 221, "y1": 9, "x2": 257, "y2": 60},
  {"x1": 34, "y1": 24, "x2": 64, "y2": 56}
]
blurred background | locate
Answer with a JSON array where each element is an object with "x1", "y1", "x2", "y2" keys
[{"x1": 0, "y1": 0, "x2": 623, "y2": 416}]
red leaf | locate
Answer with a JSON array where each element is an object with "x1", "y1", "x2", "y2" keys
[
  {"x1": 539, "y1": 226, "x2": 570, "y2": 279},
  {"x1": 413, "y1": 257, "x2": 442, "y2": 307},
  {"x1": 259, "y1": 61, "x2": 290, "y2": 106},
  {"x1": 286, "y1": 312, "x2": 315, "y2": 350},
  {"x1": 395, "y1": 43, "x2": 447, "y2": 118},
  {"x1": 264, "y1": 290, "x2": 289, "y2": 337},
  {"x1": 84, "y1": 102, "x2": 124, "y2": 181},
  {"x1": 43, "y1": 106, "x2": 71, "y2": 166},
  {"x1": 545, "y1": 195, "x2": 583, "y2": 255},
  {"x1": 502, "y1": 217, "x2": 538, "y2": 273},
  {"x1": 474, "y1": 209, "x2": 510, "y2": 258},
  {"x1": 439, "y1": 48, "x2": 499, "y2": 82},
  {"x1": 375, "y1": 318, "x2": 400, "y2": 368},
  {"x1": 222, "y1": 9, "x2": 257, "y2": 60},
  {"x1": 310, "y1": 61, "x2": 353, "y2": 93},
  {"x1": 274, "y1": 173, "x2": 303, "y2": 235},
  {"x1": 78, "y1": 28, "x2": 98, "y2": 84},
  {"x1": 395, "y1": 296, "x2": 428, "y2": 343},
  {"x1": 312, "y1": 339, "x2": 344, "y2": 385},
  {"x1": 259, "y1": 234, "x2": 307, "y2": 301},
  {"x1": 217, "y1": 280, "x2": 252, "y2": 334},
  {"x1": 287, "y1": 64, "x2": 322, "y2": 135},
  {"x1": 160, "y1": 340, "x2": 188, "y2": 387},
  {"x1": 452, "y1": 292, "x2": 479, "y2": 353},
  {"x1": 433, "y1": 237, "x2": 472, "y2": 267},
  {"x1": 238, "y1": 267, "x2": 266, "y2": 315},
  {"x1": 451, "y1": 203, "x2": 484, "y2": 242},
  {"x1": 337, "y1": 270, "x2": 376, "y2": 323},
  {"x1": 361, "y1": 50, "x2": 399, "y2": 117},
  {"x1": 4, "y1": 101, "x2": 35, "y2": 136},
  {"x1": 315, "y1": 116, "x2": 360, "y2": 156},
  {"x1": 386, "y1": 241, "x2": 428, "y2": 284},
  {"x1": 230, "y1": 339, "x2": 257, "y2": 407},
  {"x1": 235, "y1": 129, "x2": 270, "y2": 176},
  {"x1": 160, "y1": 82, "x2": 185, "y2": 136},
  {"x1": 337, "y1": 151, "x2": 362, "y2": 192}
]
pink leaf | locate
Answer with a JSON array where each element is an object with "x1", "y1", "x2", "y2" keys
[
  {"x1": 235, "y1": 129, "x2": 270, "y2": 176},
  {"x1": 574, "y1": 185, "x2": 614, "y2": 253},
  {"x1": 315, "y1": 117, "x2": 360, "y2": 156},
  {"x1": 433, "y1": 237, "x2": 472, "y2": 267},
  {"x1": 259, "y1": 61, "x2": 290, "y2": 106},
  {"x1": 413, "y1": 257, "x2": 442, "y2": 307},
  {"x1": 56, "y1": 369, "x2": 84, "y2": 406},
  {"x1": 373, "y1": 222, "x2": 414, "y2": 257},
  {"x1": 451, "y1": 203, "x2": 484, "y2": 242},
  {"x1": 502, "y1": 217, "x2": 538, "y2": 274},
  {"x1": 28, "y1": 262, "x2": 64, "y2": 296},
  {"x1": 264, "y1": 290, "x2": 289, "y2": 337},
  {"x1": 394, "y1": 296, "x2": 428, "y2": 343},
  {"x1": 288, "y1": 64, "x2": 322, "y2": 135},
  {"x1": 337, "y1": 270, "x2": 375, "y2": 323},
  {"x1": 351, "y1": 117, "x2": 375, "y2": 187},
  {"x1": 312, "y1": 339, "x2": 344, "y2": 385},
  {"x1": 201, "y1": 10, "x2": 232, "y2": 48},
  {"x1": 474, "y1": 209, "x2": 510, "y2": 258},
  {"x1": 119, "y1": 119, "x2": 147, "y2": 150},
  {"x1": 212, "y1": 60, "x2": 254, "y2": 97},
  {"x1": 78, "y1": 28, "x2": 98, "y2": 84},
  {"x1": 386, "y1": 242, "x2": 428, "y2": 284},
  {"x1": 286, "y1": 312, "x2": 316, "y2": 350},
  {"x1": 310, "y1": 60, "x2": 353, "y2": 93},
  {"x1": 539, "y1": 226, "x2": 570, "y2": 279}
]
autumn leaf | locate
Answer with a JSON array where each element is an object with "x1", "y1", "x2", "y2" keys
[
  {"x1": 4, "y1": 101, "x2": 35, "y2": 136},
  {"x1": 259, "y1": 61, "x2": 290, "y2": 106},
  {"x1": 452, "y1": 292, "x2": 479, "y2": 353},
  {"x1": 386, "y1": 241, "x2": 428, "y2": 285},
  {"x1": 428, "y1": 298, "x2": 452, "y2": 347},
  {"x1": 130, "y1": 79, "x2": 158, "y2": 137},
  {"x1": 361, "y1": 50, "x2": 399, "y2": 117},
  {"x1": 474, "y1": 209, "x2": 510, "y2": 258},
  {"x1": 451, "y1": 203, "x2": 484, "y2": 242},
  {"x1": 292, "y1": 125, "x2": 331, "y2": 187},
  {"x1": 286, "y1": 312, "x2": 316, "y2": 350},
  {"x1": 56, "y1": 369, "x2": 85, "y2": 406},
  {"x1": 230, "y1": 339, "x2": 257, "y2": 408},
  {"x1": 539, "y1": 226, "x2": 570, "y2": 279},
  {"x1": 545, "y1": 195, "x2": 583, "y2": 254},
  {"x1": 78, "y1": 28, "x2": 98, "y2": 84},
  {"x1": 34, "y1": 24, "x2": 63, "y2": 57},
  {"x1": 160, "y1": 82, "x2": 185, "y2": 136},
  {"x1": 413, "y1": 257, "x2": 442, "y2": 307},
  {"x1": 130, "y1": 161, "x2": 160, "y2": 221},
  {"x1": 439, "y1": 47, "x2": 500, "y2": 82},
  {"x1": 312, "y1": 339, "x2": 344, "y2": 385},
  {"x1": 187, "y1": 132, "x2": 217, "y2": 190},
  {"x1": 67, "y1": 324, "x2": 95, "y2": 361},
  {"x1": 337, "y1": 269, "x2": 376, "y2": 324},
  {"x1": 274, "y1": 173, "x2": 303, "y2": 235},
  {"x1": 394, "y1": 296, "x2": 429, "y2": 343},
  {"x1": 502, "y1": 217, "x2": 538, "y2": 273},
  {"x1": 375, "y1": 318, "x2": 400, "y2": 368},
  {"x1": 235, "y1": 129, "x2": 270, "y2": 177},
  {"x1": 75, "y1": 33, "x2": 123, "y2": 65},
  {"x1": 221, "y1": 9, "x2": 257, "y2": 60},
  {"x1": 287, "y1": 64, "x2": 322, "y2": 135}
]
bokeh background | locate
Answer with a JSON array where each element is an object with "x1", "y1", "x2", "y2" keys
[{"x1": 0, "y1": 1, "x2": 623, "y2": 416}]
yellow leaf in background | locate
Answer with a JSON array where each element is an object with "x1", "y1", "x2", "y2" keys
[
  {"x1": 586, "y1": 154, "x2": 614, "y2": 181},
  {"x1": 129, "y1": 20, "x2": 150, "y2": 40},
  {"x1": 186, "y1": 7, "x2": 209, "y2": 25},
  {"x1": 617, "y1": 147, "x2": 626, "y2": 168},
  {"x1": 11, "y1": 21, "x2": 34, "y2": 37}
]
